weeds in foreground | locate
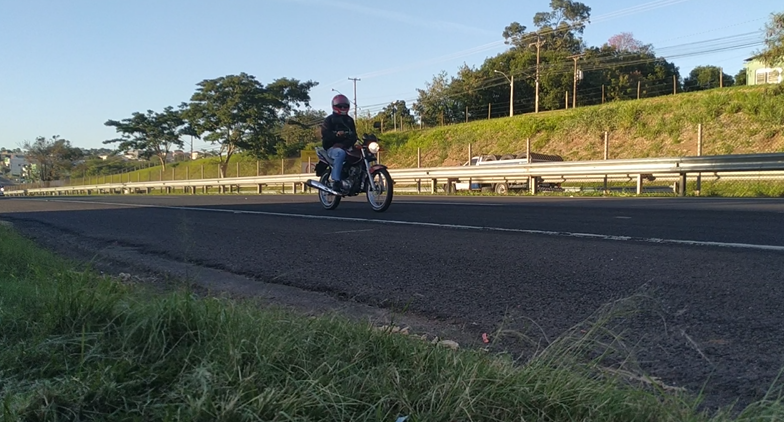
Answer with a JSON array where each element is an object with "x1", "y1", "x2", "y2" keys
[{"x1": 2, "y1": 225, "x2": 784, "y2": 421}]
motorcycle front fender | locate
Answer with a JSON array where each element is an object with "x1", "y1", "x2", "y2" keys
[{"x1": 369, "y1": 164, "x2": 387, "y2": 173}]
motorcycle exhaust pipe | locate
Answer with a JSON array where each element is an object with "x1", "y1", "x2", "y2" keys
[{"x1": 305, "y1": 179, "x2": 342, "y2": 196}]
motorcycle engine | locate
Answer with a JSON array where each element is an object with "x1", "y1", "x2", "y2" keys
[{"x1": 347, "y1": 167, "x2": 362, "y2": 194}]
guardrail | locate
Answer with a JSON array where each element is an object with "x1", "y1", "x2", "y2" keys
[{"x1": 5, "y1": 153, "x2": 784, "y2": 197}]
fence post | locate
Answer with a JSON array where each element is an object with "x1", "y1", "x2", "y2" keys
[
  {"x1": 237, "y1": 162, "x2": 240, "y2": 178},
  {"x1": 603, "y1": 131, "x2": 609, "y2": 194},
  {"x1": 527, "y1": 138, "x2": 534, "y2": 194},
  {"x1": 417, "y1": 147, "x2": 421, "y2": 193},
  {"x1": 696, "y1": 123, "x2": 703, "y2": 195}
]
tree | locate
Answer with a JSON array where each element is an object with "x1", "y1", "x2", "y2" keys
[
  {"x1": 757, "y1": 11, "x2": 784, "y2": 66},
  {"x1": 503, "y1": 0, "x2": 590, "y2": 53},
  {"x1": 499, "y1": 0, "x2": 592, "y2": 112},
  {"x1": 578, "y1": 43, "x2": 680, "y2": 104},
  {"x1": 276, "y1": 109, "x2": 326, "y2": 157},
  {"x1": 414, "y1": 71, "x2": 463, "y2": 126},
  {"x1": 607, "y1": 32, "x2": 652, "y2": 54},
  {"x1": 104, "y1": 106, "x2": 185, "y2": 170},
  {"x1": 185, "y1": 73, "x2": 317, "y2": 178},
  {"x1": 683, "y1": 66, "x2": 734, "y2": 91},
  {"x1": 23, "y1": 135, "x2": 83, "y2": 183},
  {"x1": 734, "y1": 68, "x2": 748, "y2": 86},
  {"x1": 532, "y1": 0, "x2": 591, "y2": 52},
  {"x1": 376, "y1": 100, "x2": 415, "y2": 131},
  {"x1": 179, "y1": 112, "x2": 202, "y2": 159}
]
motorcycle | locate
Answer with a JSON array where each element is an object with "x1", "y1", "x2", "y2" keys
[{"x1": 305, "y1": 132, "x2": 394, "y2": 212}]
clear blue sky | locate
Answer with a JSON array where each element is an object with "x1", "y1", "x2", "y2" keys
[{"x1": 1, "y1": 0, "x2": 780, "y2": 152}]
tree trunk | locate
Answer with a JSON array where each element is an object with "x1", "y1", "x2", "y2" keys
[
  {"x1": 157, "y1": 154, "x2": 167, "y2": 171},
  {"x1": 219, "y1": 162, "x2": 227, "y2": 178}
]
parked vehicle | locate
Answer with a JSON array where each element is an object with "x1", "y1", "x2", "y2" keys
[
  {"x1": 454, "y1": 153, "x2": 565, "y2": 194},
  {"x1": 305, "y1": 133, "x2": 394, "y2": 212}
]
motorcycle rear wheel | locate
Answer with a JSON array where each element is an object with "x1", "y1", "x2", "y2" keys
[
  {"x1": 318, "y1": 172, "x2": 341, "y2": 210},
  {"x1": 366, "y1": 168, "x2": 393, "y2": 212}
]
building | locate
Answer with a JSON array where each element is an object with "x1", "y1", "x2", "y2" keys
[
  {"x1": 743, "y1": 55, "x2": 783, "y2": 85},
  {"x1": 9, "y1": 156, "x2": 28, "y2": 177}
]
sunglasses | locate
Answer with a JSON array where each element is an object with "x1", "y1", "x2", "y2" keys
[{"x1": 336, "y1": 104, "x2": 350, "y2": 109}]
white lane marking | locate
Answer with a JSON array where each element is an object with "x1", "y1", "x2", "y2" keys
[
  {"x1": 396, "y1": 201, "x2": 504, "y2": 206},
  {"x1": 330, "y1": 229, "x2": 374, "y2": 234},
  {"x1": 29, "y1": 199, "x2": 784, "y2": 252}
]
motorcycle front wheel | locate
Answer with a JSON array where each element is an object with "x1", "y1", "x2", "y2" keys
[
  {"x1": 318, "y1": 172, "x2": 341, "y2": 210},
  {"x1": 366, "y1": 168, "x2": 393, "y2": 212}
]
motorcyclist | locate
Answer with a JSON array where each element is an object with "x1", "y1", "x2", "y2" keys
[{"x1": 320, "y1": 94, "x2": 358, "y2": 193}]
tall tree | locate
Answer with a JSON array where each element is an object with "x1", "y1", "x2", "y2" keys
[
  {"x1": 500, "y1": 0, "x2": 592, "y2": 111},
  {"x1": 104, "y1": 106, "x2": 185, "y2": 171},
  {"x1": 185, "y1": 73, "x2": 317, "y2": 178},
  {"x1": 532, "y1": 0, "x2": 591, "y2": 53},
  {"x1": 23, "y1": 135, "x2": 83, "y2": 183},
  {"x1": 683, "y1": 66, "x2": 734, "y2": 91},
  {"x1": 607, "y1": 32, "x2": 652, "y2": 54},
  {"x1": 757, "y1": 11, "x2": 784, "y2": 65},
  {"x1": 414, "y1": 71, "x2": 463, "y2": 126}
]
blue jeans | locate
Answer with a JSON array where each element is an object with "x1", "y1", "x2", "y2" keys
[{"x1": 328, "y1": 147, "x2": 347, "y2": 181}]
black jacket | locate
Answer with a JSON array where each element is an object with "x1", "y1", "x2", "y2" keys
[{"x1": 320, "y1": 113, "x2": 358, "y2": 149}]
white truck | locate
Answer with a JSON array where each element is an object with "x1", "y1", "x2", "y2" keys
[{"x1": 453, "y1": 153, "x2": 565, "y2": 194}]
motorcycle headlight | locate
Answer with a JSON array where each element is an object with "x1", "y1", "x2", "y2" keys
[{"x1": 368, "y1": 141, "x2": 380, "y2": 154}]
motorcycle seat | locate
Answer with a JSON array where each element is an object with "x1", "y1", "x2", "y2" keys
[{"x1": 315, "y1": 147, "x2": 334, "y2": 165}]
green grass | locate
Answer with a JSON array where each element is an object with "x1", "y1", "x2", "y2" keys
[{"x1": 3, "y1": 224, "x2": 784, "y2": 420}]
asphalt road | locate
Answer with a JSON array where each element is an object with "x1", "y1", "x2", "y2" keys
[{"x1": 2, "y1": 193, "x2": 784, "y2": 411}]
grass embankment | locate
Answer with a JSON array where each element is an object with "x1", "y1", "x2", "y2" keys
[
  {"x1": 379, "y1": 84, "x2": 784, "y2": 168},
  {"x1": 82, "y1": 85, "x2": 784, "y2": 184},
  {"x1": 66, "y1": 84, "x2": 784, "y2": 197},
  {"x1": 2, "y1": 224, "x2": 784, "y2": 420}
]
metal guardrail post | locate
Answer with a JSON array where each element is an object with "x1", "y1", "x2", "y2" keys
[
  {"x1": 636, "y1": 174, "x2": 643, "y2": 195},
  {"x1": 678, "y1": 174, "x2": 687, "y2": 196}
]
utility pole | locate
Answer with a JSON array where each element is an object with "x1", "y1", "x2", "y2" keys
[
  {"x1": 348, "y1": 77, "x2": 360, "y2": 120},
  {"x1": 569, "y1": 54, "x2": 583, "y2": 109},
  {"x1": 529, "y1": 34, "x2": 545, "y2": 113}
]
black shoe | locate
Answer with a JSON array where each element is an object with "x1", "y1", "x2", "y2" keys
[{"x1": 331, "y1": 180, "x2": 344, "y2": 193}]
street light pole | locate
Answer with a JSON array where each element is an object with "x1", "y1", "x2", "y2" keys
[
  {"x1": 569, "y1": 54, "x2": 583, "y2": 109},
  {"x1": 529, "y1": 34, "x2": 545, "y2": 113},
  {"x1": 494, "y1": 70, "x2": 514, "y2": 117}
]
